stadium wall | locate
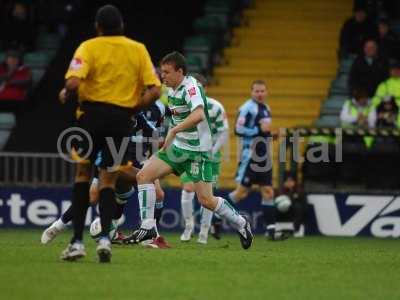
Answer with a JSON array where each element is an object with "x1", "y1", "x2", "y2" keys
[{"x1": 0, "y1": 187, "x2": 399, "y2": 238}]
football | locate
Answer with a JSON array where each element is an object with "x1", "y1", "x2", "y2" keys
[
  {"x1": 89, "y1": 217, "x2": 118, "y2": 241},
  {"x1": 274, "y1": 195, "x2": 292, "y2": 213}
]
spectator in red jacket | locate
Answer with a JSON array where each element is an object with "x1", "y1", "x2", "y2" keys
[{"x1": 0, "y1": 50, "x2": 32, "y2": 105}]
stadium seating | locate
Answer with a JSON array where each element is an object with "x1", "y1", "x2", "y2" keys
[
  {"x1": 0, "y1": 113, "x2": 16, "y2": 150},
  {"x1": 337, "y1": 56, "x2": 356, "y2": 75},
  {"x1": 320, "y1": 96, "x2": 347, "y2": 116},
  {"x1": 183, "y1": 36, "x2": 213, "y2": 73},
  {"x1": 208, "y1": 0, "x2": 350, "y2": 188},
  {"x1": 204, "y1": 0, "x2": 234, "y2": 26},
  {"x1": 0, "y1": 30, "x2": 59, "y2": 89},
  {"x1": 0, "y1": 28, "x2": 60, "y2": 150},
  {"x1": 164, "y1": 0, "x2": 352, "y2": 188},
  {"x1": 328, "y1": 74, "x2": 350, "y2": 97},
  {"x1": 182, "y1": 0, "x2": 241, "y2": 75}
]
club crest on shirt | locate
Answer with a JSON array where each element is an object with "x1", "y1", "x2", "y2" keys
[
  {"x1": 69, "y1": 58, "x2": 83, "y2": 71},
  {"x1": 188, "y1": 87, "x2": 196, "y2": 97}
]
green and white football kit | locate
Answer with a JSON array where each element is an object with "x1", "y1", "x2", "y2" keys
[
  {"x1": 177, "y1": 92, "x2": 230, "y2": 243},
  {"x1": 157, "y1": 76, "x2": 214, "y2": 182},
  {"x1": 180, "y1": 97, "x2": 228, "y2": 185},
  {"x1": 135, "y1": 75, "x2": 253, "y2": 250}
]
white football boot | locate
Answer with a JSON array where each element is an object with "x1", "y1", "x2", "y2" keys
[
  {"x1": 180, "y1": 217, "x2": 194, "y2": 242},
  {"x1": 41, "y1": 219, "x2": 66, "y2": 244}
]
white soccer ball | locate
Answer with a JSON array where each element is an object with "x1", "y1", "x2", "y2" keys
[
  {"x1": 274, "y1": 195, "x2": 292, "y2": 213},
  {"x1": 89, "y1": 217, "x2": 117, "y2": 241}
]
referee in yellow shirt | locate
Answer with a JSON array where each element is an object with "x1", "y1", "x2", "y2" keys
[{"x1": 58, "y1": 4, "x2": 161, "y2": 263}]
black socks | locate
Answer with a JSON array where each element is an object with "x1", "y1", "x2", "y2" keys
[
  {"x1": 99, "y1": 187, "x2": 117, "y2": 238},
  {"x1": 71, "y1": 182, "x2": 90, "y2": 243}
]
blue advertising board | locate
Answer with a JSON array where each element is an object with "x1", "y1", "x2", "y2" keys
[
  {"x1": 0, "y1": 187, "x2": 267, "y2": 233},
  {"x1": 1, "y1": 188, "x2": 399, "y2": 237},
  {"x1": 307, "y1": 194, "x2": 400, "y2": 238}
]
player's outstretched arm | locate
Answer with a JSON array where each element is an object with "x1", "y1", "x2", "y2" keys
[{"x1": 162, "y1": 106, "x2": 205, "y2": 150}]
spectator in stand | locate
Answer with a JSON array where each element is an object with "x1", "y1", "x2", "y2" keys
[
  {"x1": 376, "y1": 95, "x2": 400, "y2": 128},
  {"x1": 340, "y1": 87, "x2": 377, "y2": 128},
  {"x1": 376, "y1": 19, "x2": 400, "y2": 61},
  {"x1": 339, "y1": 7, "x2": 376, "y2": 57},
  {"x1": 2, "y1": 1, "x2": 36, "y2": 52},
  {"x1": 38, "y1": 0, "x2": 82, "y2": 37},
  {"x1": 349, "y1": 39, "x2": 389, "y2": 97},
  {"x1": 372, "y1": 61, "x2": 400, "y2": 107},
  {"x1": 0, "y1": 49, "x2": 32, "y2": 108}
]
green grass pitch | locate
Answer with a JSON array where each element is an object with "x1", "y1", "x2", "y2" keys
[{"x1": 0, "y1": 229, "x2": 399, "y2": 300}]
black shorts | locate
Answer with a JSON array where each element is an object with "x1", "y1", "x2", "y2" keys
[
  {"x1": 73, "y1": 101, "x2": 133, "y2": 169},
  {"x1": 235, "y1": 146, "x2": 272, "y2": 188},
  {"x1": 127, "y1": 142, "x2": 145, "y2": 169}
]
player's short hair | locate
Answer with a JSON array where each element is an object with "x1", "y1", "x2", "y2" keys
[
  {"x1": 251, "y1": 79, "x2": 267, "y2": 90},
  {"x1": 161, "y1": 51, "x2": 187, "y2": 75},
  {"x1": 191, "y1": 73, "x2": 207, "y2": 87},
  {"x1": 95, "y1": 4, "x2": 124, "y2": 36}
]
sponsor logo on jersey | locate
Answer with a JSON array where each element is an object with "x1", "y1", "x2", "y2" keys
[
  {"x1": 188, "y1": 87, "x2": 196, "y2": 97},
  {"x1": 69, "y1": 58, "x2": 83, "y2": 71}
]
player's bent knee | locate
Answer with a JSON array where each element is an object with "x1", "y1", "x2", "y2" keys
[
  {"x1": 136, "y1": 169, "x2": 153, "y2": 184},
  {"x1": 197, "y1": 195, "x2": 216, "y2": 211}
]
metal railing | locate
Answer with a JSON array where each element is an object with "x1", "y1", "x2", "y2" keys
[
  {"x1": 279, "y1": 127, "x2": 400, "y2": 193},
  {"x1": 0, "y1": 152, "x2": 74, "y2": 187}
]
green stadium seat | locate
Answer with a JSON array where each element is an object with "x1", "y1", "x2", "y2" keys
[
  {"x1": 204, "y1": 0, "x2": 232, "y2": 28},
  {"x1": 31, "y1": 68, "x2": 46, "y2": 85},
  {"x1": 314, "y1": 115, "x2": 340, "y2": 128},
  {"x1": 42, "y1": 49, "x2": 57, "y2": 60},
  {"x1": 36, "y1": 34, "x2": 60, "y2": 50},
  {"x1": 186, "y1": 54, "x2": 203, "y2": 73},
  {"x1": 24, "y1": 52, "x2": 50, "y2": 68},
  {"x1": 320, "y1": 96, "x2": 347, "y2": 115},
  {"x1": 0, "y1": 112, "x2": 15, "y2": 149},
  {"x1": 184, "y1": 36, "x2": 212, "y2": 53},
  {"x1": 193, "y1": 15, "x2": 226, "y2": 49},
  {"x1": 338, "y1": 57, "x2": 355, "y2": 75},
  {"x1": 329, "y1": 74, "x2": 349, "y2": 97},
  {"x1": 0, "y1": 113, "x2": 16, "y2": 130},
  {"x1": 194, "y1": 15, "x2": 226, "y2": 34},
  {"x1": 0, "y1": 130, "x2": 11, "y2": 150},
  {"x1": 184, "y1": 36, "x2": 212, "y2": 71}
]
